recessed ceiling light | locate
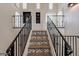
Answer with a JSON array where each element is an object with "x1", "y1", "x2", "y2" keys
[
  {"x1": 49, "y1": 3, "x2": 53, "y2": 10},
  {"x1": 68, "y1": 3, "x2": 78, "y2": 8},
  {"x1": 36, "y1": 3, "x2": 40, "y2": 9},
  {"x1": 23, "y1": 3, "x2": 27, "y2": 9}
]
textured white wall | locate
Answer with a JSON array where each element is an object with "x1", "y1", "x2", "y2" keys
[
  {"x1": 64, "y1": 4, "x2": 79, "y2": 35},
  {"x1": 0, "y1": 3, "x2": 21, "y2": 53},
  {"x1": 21, "y1": 3, "x2": 58, "y2": 31}
]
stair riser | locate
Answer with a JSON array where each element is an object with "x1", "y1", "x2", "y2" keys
[{"x1": 27, "y1": 31, "x2": 51, "y2": 56}]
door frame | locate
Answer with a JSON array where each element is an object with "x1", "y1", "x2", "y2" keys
[{"x1": 23, "y1": 12, "x2": 31, "y2": 23}]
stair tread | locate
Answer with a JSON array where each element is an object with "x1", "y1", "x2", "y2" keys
[
  {"x1": 32, "y1": 35, "x2": 48, "y2": 37},
  {"x1": 27, "y1": 31, "x2": 51, "y2": 56},
  {"x1": 29, "y1": 45, "x2": 50, "y2": 49},
  {"x1": 28, "y1": 52, "x2": 51, "y2": 56},
  {"x1": 31, "y1": 36, "x2": 48, "y2": 39},
  {"x1": 30, "y1": 39, "x2": 48, "y2": 42}
]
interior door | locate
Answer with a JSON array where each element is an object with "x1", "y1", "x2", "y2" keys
[{"x1": 23, "y1": 12, "x2": 31, "y2": 24}]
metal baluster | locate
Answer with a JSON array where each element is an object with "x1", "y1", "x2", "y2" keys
[
  {"x1": 56, "y1": 36, "x2": 58, "y2": 56},
  {"x1": 62, "y1": 37, "x2": 63, "y2": 56},
  {"x1": 11, "y1": 44, "x2": 14, "y2": 56},
  {"x1": 75, "y1": 37, "x2": 77, "y2": 56},
  {"x1": 73, "y1": 36, "x2": 74, "y2": 56},
  {"x1": 57, "y1": 36, "x2": 59, "y2": 56},
  {"x1": 69, "y1": 36, "x2": 71, "y2": 56},
  {"x1": 59, "y1": 36, "x2": 61, "y2": 56},
  {"x1": 16, "y1": 39, "x2": 17, "y2": 56},
  {"x1": 18, "y1": 35, "x2": 20, "y2": 56},
  {"x1": 23, "y1": 26, "x2": 25, "y2": 55}
]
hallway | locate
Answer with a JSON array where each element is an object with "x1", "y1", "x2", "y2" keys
[{"x1": 0, "y1": 3, "x2": 79, "y2": 56}]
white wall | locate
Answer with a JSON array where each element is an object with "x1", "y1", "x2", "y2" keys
[
  {"x1": 0, "y1": 3, "x2": 59, "y2": 53},
  {"x1": 64, "y1": 4, "x2": 79, "y2": 35},
  {"x1": 0, "y1": 3, "x2": 21, "y2": 53},
  {"x1": 21, "y1": 3, "x2": 58, "y2": 31},
  {"x1": 32, "y1": 3, "x2": 48, "y2": 30}
]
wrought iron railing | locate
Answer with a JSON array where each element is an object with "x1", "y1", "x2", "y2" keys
[
  {"x1": 47, "y1": 16, "x2": 73, "y2": 56},
  {"x1": 63, "y1": 35, "x2": 79, "y2": 56},
  {"x1": 47, "y1": 15, "x2": 64, "y2": 28},
  {"x1": 13, "y1": 15, "x2": 32, "y2": 28},
  {"x1": 54, "y1": 35, "x2": 79, "y2": 56},
  {"x1": 6, "y1": 18, "x2": 32, "y2": 56}
]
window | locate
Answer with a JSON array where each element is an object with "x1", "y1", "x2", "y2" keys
[
  {"x1": 36, "y1": 3, "x2": 40, "y2": 9},
  {"x1": 36, "y1": 12, "x2": 40, "y2": 24},
  {"x1": 14, "y1": 12, "x2": 24, "y2": 28}
]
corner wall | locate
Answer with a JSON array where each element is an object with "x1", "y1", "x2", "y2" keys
[{"x1": 0, "y1": 3, "x2": 21, "y2": 53}]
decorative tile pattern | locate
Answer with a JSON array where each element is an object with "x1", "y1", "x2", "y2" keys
[{"x1": 27, "y1": 31, "x2": 51, "y2": 56}]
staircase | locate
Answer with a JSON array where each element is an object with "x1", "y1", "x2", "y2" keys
[{"x1": 27, "y1": 31, "x2": 52, "y2": 56}]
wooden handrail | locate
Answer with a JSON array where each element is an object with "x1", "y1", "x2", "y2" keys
[
  {"x1": 47, "y1": 16, "x2": 73, "y2": 56},
  {"x1": 6, "y1": 24, "x2": 26, "y2": 53},
  {"x1": 6, "y1": 21, "x2": 31, "y2": 56},
  {"x1": 48, "y1": 16, "x2": 71, "y2": 47}
]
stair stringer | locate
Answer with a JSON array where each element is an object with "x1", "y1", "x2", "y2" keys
[
  {"x1": 47, "y1": 30, "x2": 56, "y2": 56},
  {"x1": 23, "y1": 30, "x2": 32, "y2": 56}
]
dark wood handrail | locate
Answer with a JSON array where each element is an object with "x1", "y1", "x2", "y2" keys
[
  {"x1": 56, "y1": 35, "x2": 79, "y2": 56},
  {"x1": 47, "y1": 16, "x2": 73, "y2": 56},
  {"x1": 6, "y1": 24, "x2": 26, "y2": 53},
  {"x1": 48, "y1": 16, "x2": 71, "y2": 47}
]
